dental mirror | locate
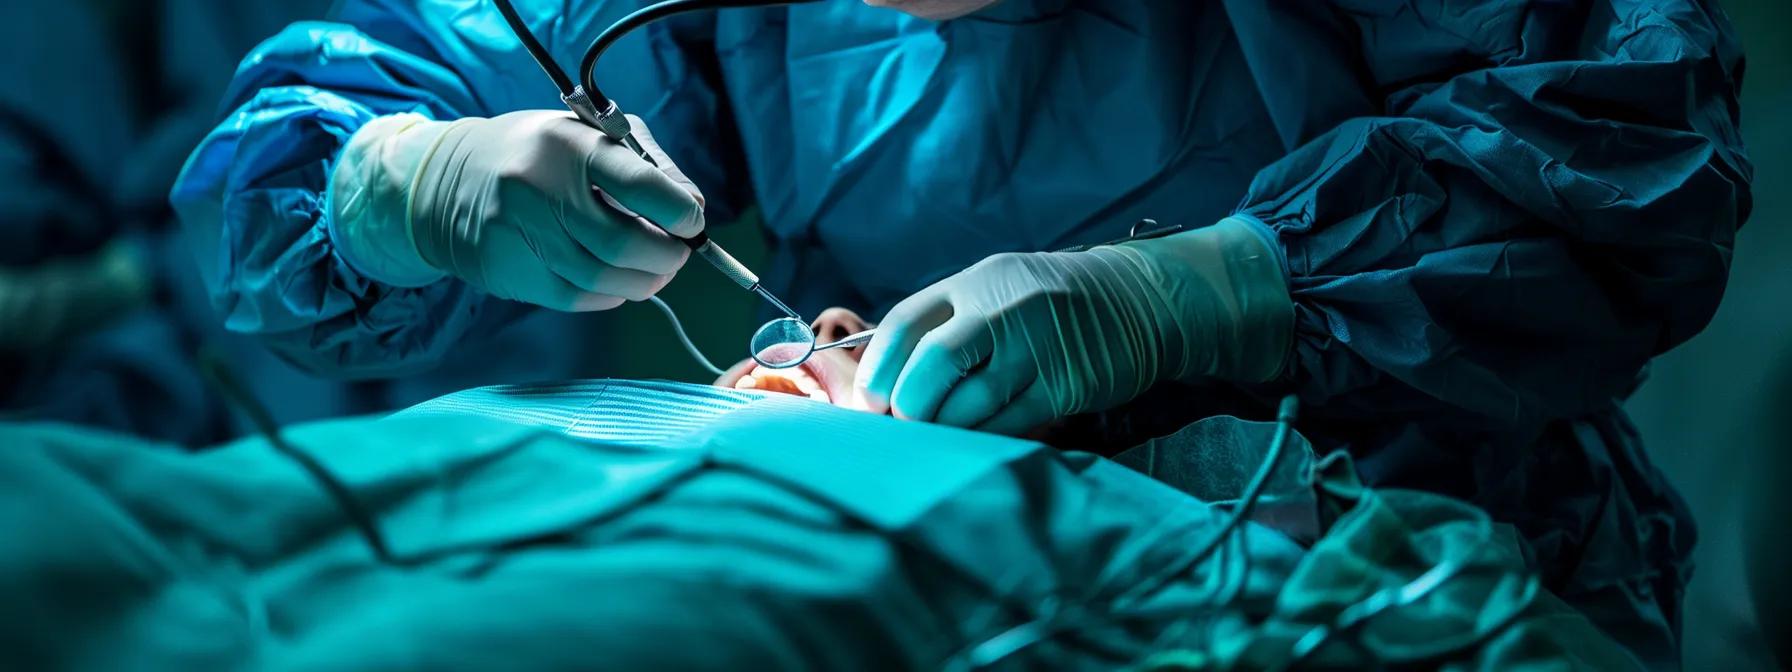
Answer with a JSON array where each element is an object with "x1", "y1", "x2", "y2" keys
[{"x1": 750, "y1": 317, "x2": 816, "y2": 369}]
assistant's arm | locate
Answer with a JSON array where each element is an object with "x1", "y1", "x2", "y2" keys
[
  {"x1": 169, "y1": 0, "x2": 740, "y2": 379},
  {"x1": 1237, "y1": 0, "x2": 1750, "y2": 428}
]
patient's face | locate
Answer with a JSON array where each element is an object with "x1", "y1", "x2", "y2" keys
[{"x1": 715, "y1": 308, "x2": 875, "y2": 409}]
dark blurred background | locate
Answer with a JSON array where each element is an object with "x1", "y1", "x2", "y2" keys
[
  {"x1": 0, "y1": 0, "x2": 1784, "y2": 667},
  {"x1": 1622, "y1": 0, "x2": 1791, "y2": 666}
]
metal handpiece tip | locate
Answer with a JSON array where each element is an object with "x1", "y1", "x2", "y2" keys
[{"x1": 752, "y1": 286, "x2": 802, "y2": 321}]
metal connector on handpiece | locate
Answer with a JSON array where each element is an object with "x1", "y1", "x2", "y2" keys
[
  {"x1": 562, "y1": 87, "x2": 653, "y2": 164},
  {"x1": 561, "y1": 86, "x2": 605, "y2": 131},
  {"x1": 590, "y1": 97, "x2": 635, "y2": 141}
]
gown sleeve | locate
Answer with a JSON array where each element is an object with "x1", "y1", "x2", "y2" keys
[
  {"x1": 1233, "y1": 0, "x2": 1751, "y2": 428},
  {"x1": 169, "y1": 0, "x2": 741, "y2": 378}
]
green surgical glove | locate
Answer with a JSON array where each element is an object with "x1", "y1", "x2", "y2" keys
[
  {"x1": 329, "y1": 110, "x2": 704, "y2": 311},
  {"x1": 0, "y1": 240, "x2": 149, "y2": 352},
  {"x1": 853, "y1": 216, "x2": 1293, "y2": 435}
]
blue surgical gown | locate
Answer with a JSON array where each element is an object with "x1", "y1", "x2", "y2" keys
[
  {"x1": 1, "y1": 0, "x2": 532, "y2": 443},
  {"x1": 170, "y1": 0, "x2": 1751, "y2": 665}
]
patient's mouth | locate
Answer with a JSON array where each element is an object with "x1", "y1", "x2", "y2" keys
[
  {"x1": 736, "y1": 345, "x2": 858, "y2": 404},
  {"x1": 735, "y1": 357, "x2": 834, "y2": 402},
  {"x1": 714, "y1": 308, "x2": 871, "y2": 408}
]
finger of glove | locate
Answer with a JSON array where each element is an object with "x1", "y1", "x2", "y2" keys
[
  {"x1": 585, "y1": 118, "x2": 705, "y2": 238},
  {"x1": 561, "y1": 189, "x2": 691, "y2": 276},
  {"x1": 481, "y1": 226, "x2": 628, "y2": 312},
  {"x1": 535, "y1": 219, "x2": 674, "y2": 301},
  {"x1": 853, "y1": 287, "x2": 952, "y2": 415},
  {"x1": 889, "y1": 313, "x2": 995, "y2": 422},
  {"x1": 626, "y1": 115, "x2": 704, "y2": 210},
  {"x1": 971, "y1": 382, "x2": 1055, "y2": 437},
  {"x1": 533, "y1": 277, "x2": 628, "y2": 312},
  {"x1": 932, "y1": 338, "x2": 1037, "y2": 428}
]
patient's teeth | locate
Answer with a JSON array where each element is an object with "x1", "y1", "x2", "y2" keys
[
  {"x1": 731, "y1": 363, "x2": 834, "y2": 403},
  {"x1": 739, "y1": 367, "x2": 804, "y2": 396}
]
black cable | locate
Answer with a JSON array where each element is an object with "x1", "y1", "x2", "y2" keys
[
  {"x1": 196, "y1": 348, "x2": 403, "y2": 565},
  {"x1": 1273, "y1": 539, "x2": 1524, "y2": 671},
  {"x1": 963, "y1": 396, "x2": 1301, "y2": 668},
  {"x1": 1115, "y1": 395, "x2": 1300, "y2": 606},
  {"x1": 492, "y1": 0, "x2": 577, "y2": 96},
  {"x1": 578, "y1": 0, "x2": 824, "y2": 109}
]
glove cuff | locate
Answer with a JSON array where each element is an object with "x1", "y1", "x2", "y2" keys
[
  {"x1": 326, "y1": 113, "x2": 452, "y2": 287},
  {"x1": 1122, "y1": 215, "x2": 1293, "y2": 384},
  {"x1": 1213, "y1": 214, "x2": 1294, "y2": 383}
]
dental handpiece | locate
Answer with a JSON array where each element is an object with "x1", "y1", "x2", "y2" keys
[
  {"x1": 492, "y1": 0, "x2": 813, "y2": 322},
  {"x1": 560, "y1": 90, "x2": 798, "y2": 320}
]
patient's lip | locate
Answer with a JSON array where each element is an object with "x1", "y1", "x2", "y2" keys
[
  {"x1": 785, "y1": 350, "x2": 855, "y2": 403},
  {"x1": 798, "y1": 352, "x2": 856, "y2": 403},
  {"x1": 722, "y1": 347, "x2": 857, "y2": 404}
]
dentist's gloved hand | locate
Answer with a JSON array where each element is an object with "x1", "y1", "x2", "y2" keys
[
  {"x1": 853, "y1": 217, "x2": 1293, "y2": 435},
  {"x1": 329, "y1": 110, "x2": 703, "y2": 311}
]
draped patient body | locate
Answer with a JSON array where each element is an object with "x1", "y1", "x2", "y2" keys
[{"x1": 0, "y1": 379, "x2": 1630, "y2": 670}]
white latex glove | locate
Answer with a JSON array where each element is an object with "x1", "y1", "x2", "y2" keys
[
  {"x1": 329, "y1": 110, "x2": 703, "y2": 311},
  {"x1": 853, "y1": 216, "x2": 1292, "y2": 435}
]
